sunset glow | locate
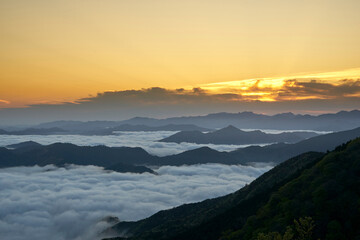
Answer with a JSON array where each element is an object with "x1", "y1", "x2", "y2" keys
[
  {"x1": 1, "y1": 2, "x2": 360, "y2": 240},
  {"x1": 197, "y1": 68, "x2": 360, "y2": 102},
  {"x1": 1, "y1": 0, "x2": 360, "y2": 109}
]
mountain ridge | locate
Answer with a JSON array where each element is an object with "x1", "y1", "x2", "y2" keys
[
  {"x1": 28, "y1": 110, "x2": 360, "y2": 132},
  {"x1": 0, "y1": 143, "x2": 157, "y2": 174},
  {"x1": 119, "y1": 110, "x2": 360, "y2": 131},
  {"x1": 160, "y1": 125, "x2": 318, "y2": 145}
]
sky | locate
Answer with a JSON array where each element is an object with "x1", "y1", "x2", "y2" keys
[{"x1": 0, "y1": 0, "x2": 359, "y2": 121}]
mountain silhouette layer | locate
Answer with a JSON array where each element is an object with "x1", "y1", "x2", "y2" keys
[
  {"x1": 32, "y1": 110, "x2": 360, "y2": 133},
  {"x1": 160, "y1": 125, "x2": 318, "y2": 144},
  {"x1": 118, "y1": 110, "x2": 360, "y2": 131},
  {"x1": 0, "y1": 143, "x2": 156, "y2": 174}
]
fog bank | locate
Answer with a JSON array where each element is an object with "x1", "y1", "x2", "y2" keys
[{"x1": 0, "y1": 164, "x2": 272, "y2": 240}]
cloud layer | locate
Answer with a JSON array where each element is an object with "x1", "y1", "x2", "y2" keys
[
  {"x1": 202, "y1": 78, "x2": 360, "y2": 101},
  {"x1": 0, "y1": 76, "x2": 359, "y2": 125},
  {"x1": 77, "y1": 79, "x2": 360, "y2": 104},
  {"x1": 0, "y1": 131, "x2": 273, "y2": 156},
  {"x1": 0, "y1": 164, "x2": 271, "y2": 240}
]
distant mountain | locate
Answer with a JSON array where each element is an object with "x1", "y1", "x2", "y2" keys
[
  {"x1": 159, "y1": 146, "x2": 238, "y2": 166},
  {"x1": 6, "y1": 141, "x2": 43, "y2": 153},
  {"x1": 119, "y1": 110, "x2": 360, "y2": 131},
  {"x1": 160, "y1": 125, "x2": 318, "y2": 144},
  {"x1": 6, "y1": 141, "x2": 42, "y2": 149},
  {"x1": 0, "y1": 143, "x2": 156, "y2": 174},
  {"x1": 25, "y1": 110, "x2": 360, "y2": 133},
  {"x1": 36, "y1": 120, "x2": 120, "y2": 132},
  {"x1": 230, "y1": 126, "x2": 360, "y2": 164},
  {"x1": 103, "y1": 138, "x2": 360, "y2": 240},
  {"x1": 91, "y1": 124, "x2": 212, "y2": 135},
  {"x1": 0, "y1": 127, "x2": 67, "y2": 135},
  {"x1": 156, "y1": 127, "x2": 360, "y2": 166},
  {"x1": 33, "y1": 121, "x2": 211, "y2": 135},
  {"x1": 110, "y1": 124, "x2": 212, "y2": 132}
]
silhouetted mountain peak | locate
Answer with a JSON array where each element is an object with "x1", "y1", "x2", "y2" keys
[
  {"x1": 336, "y1": 109, "x2": 360, "y2": 116},
  {"x1": 6, "y1": 141, "x2": 42, "y2": 149},
  {"x1": 160, "y1": 125, "x2": 321, "y2": 145},
  {"x1": 215, "y1": 125, "x2": 242, "y2": 133},
  {"x1": 225, "y1": 125, "x2": 240, "y2": 130},
  {"x1": 273, "y1": 112, "x2": 295, "y2": 118},
  {"x1": 238, "y1": 111, "x2": 259, "y2": 117},
  {"x1": 192, "y1": 146, "x2": 215, "y2": 152},
  {"x1": 178, "y1": 146, "x2": 220, "y2": 156}
]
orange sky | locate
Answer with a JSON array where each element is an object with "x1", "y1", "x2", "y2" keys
[{"x1": 1, "y1": 0, "x2": 360, "y2": 108}]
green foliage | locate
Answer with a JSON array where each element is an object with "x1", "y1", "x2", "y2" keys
[
  {"x1": 257, "y1": 226, "x2": 294, "y2": 240},
  {"x1": 293, "y1": 217, "x2": 315, "y2": 240},
  {"x1": 325, "y1": 220, "x2": 345, "y2": 240},
  {"x1": 256, "y1": 217, "x2": 314, "y2": 240},
  {"x1": 222, "y1": 138, "x2": 360, "y2": 240}
]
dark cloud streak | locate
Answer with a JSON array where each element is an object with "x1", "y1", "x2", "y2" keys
[
  {"x1": 0, "y1": 80, "x2": 359, "y2": 125},
  {"x1": 279, "y1": 79, "x2": 360, "y2": 99}
]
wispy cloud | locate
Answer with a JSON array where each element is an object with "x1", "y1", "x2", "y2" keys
[
  {"x1": 278, "y1": 79, "x2": 360, "y2": 100},
  {"x1": 77, "y1": 87, "x2": 241, "y2": 105},
  {"x1": 200, "y1": 68, "x2": 360, "y2": 101},
  {"x1": 0, "y1": 99, "x2": 10, "y2": 105},
  {"x1": 78, "y1": 78, "x2": 360, "y2": 104}
]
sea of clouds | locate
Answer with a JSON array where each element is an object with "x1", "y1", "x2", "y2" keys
[
  {"x1": 0, "y1": 131, "x2": 271, "y2": 156},
  {"x1": 0, "y1": 128, "x2": 324, "y2": 240},
  {"x1": 0, "y1": 164, "x2": 272, "y2": 240},
  {"x1": 0, "y1": 128, "x2": 330, "y2": 157}
]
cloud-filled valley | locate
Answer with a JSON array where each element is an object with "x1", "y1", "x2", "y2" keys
[
  {"x1": 0, "y1": 164, "x2": 271, "y2": 240},
  {"x1": 0, "y1": 131, "x2": 273, "y2": 156}
]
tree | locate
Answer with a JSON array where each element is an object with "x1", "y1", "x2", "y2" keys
[
  {"x1": 256, "y1": 217, "x2": 315, "y2": 240},
  {"x1": 294, "y1": 217, "x2": 315, "y2": 240}
]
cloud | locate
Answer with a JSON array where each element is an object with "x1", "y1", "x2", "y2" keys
[
  {"x1": 278, "y1": 79, "x2": 360, "y2": 100},
  {"x1": 201, "y1": 77, "x2": 360, "y2": 101},
  {"x1": 0, "y1": 164, "x2": 272, "y2": 240},
  {"x1": 0, "y1": 87, "x2": 244, "y2": 125},
  {"x1": 0, "y1": 99, "x2": 10, "y2": 105},
  {"x1": 77, "y1": 80, "x2": 360, "y2": 105},
  {"x1": 0, "y1": 81, "x2": 359, "y2": 125},
  {"x1": 77, "y1": 87, "x2": 240, "y2": 106}
]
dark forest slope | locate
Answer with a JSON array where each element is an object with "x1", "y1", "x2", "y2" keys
[
  {"x1": 104, "y1": 138, "x2": 360, "y2": 240},
  {"x1": 103, "y1": 152, "x2": 324, "y2": 240}
]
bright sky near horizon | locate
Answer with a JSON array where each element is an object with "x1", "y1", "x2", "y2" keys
[{"x1": 1, "y1": 0, "x2": 360, "y2": 108}]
